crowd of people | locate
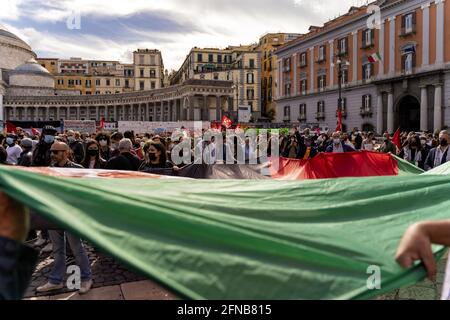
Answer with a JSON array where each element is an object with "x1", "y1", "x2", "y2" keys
[
  {"x1": 2, "y1": 126, "x2": 450, "y2": 173},
  {"x1": 1, "y1": 124, "x2": 450, "y2": 300}
]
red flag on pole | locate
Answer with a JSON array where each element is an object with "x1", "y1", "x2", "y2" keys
[
  {"x1": 221, "y1": 116, "x2": 232, "y2": 129},
  {"x1": 5, "y1": 121, "x2": 17, "y2": 133},
  {"x1": 336, "y1": 110, "x2": 342, "y2": 132},
  {"x1": 98, "y1": 118, "x2": 105, "y2": 131},
  {"x1": 392, "y1": 128, "x2": 401, "y2": 151},
  {"x1": 31, "y1": 127, "x2": 40, "y2": 136}
]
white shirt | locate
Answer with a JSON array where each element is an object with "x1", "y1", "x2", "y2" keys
[
  {"x1": 6, "y1": 144, "x2": 22, "y2": 165},
  {"x1": 332, "y1": 143, "x2": 344, "y2": 153},
  {"x1": 434, "y1": 146, "x2": 450, "y2": 168}
]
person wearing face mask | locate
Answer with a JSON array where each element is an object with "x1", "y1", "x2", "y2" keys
[
  {"x1": 66, "y1": 131, "x2": 85, "y2": 164},
  {"x1": 5, "y1": 134, "x2": 22, "y2": 165},
  {"x1": 325, "y1": 132, "x2": 355, "y2": 153},
  {"x1": 95, "y1": 132, "x2": 112, "y2": 161},
  {"x1": 32, "y1": 126, "x2": 57, "y2": 167},
  {"x1": 424, "y1": 130, "x2": 450, "y2": 171},
  {"x1": 81, "y1": 139, "x2": 107, "y2": 169},
  {"x1": 139, "y1": 141, "x2": 179, "y2": 173},
  {"x1": 399, "y1": 136, "x2": 422, "y2": 167},
  {"x1": 110, "y1": 132, "x2": 124, "y2": 158}
]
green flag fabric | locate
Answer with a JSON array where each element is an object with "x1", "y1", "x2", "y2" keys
[{"x1": 0, "y1": 165, "x2": 447, "y2": 300}]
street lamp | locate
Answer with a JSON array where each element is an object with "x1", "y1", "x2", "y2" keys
[{"x1": 335, "y1": 58, "x2": 350, "y2": 130}]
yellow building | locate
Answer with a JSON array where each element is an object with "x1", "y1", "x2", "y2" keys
[
  {"x1": 37, "y1": 50, "x2": 164, "y2": 96},
  {"x1": 257, "y1": 33, "x2": 301, "y2": 119},
  {"x1": 133, "y1": 49, "x2": 164, "y2": 91},
  {"x1": 171, "y1": 45, "x2": 262, "y2": 121}
]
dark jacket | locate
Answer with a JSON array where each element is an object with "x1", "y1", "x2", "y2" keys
[
  {"x1": 0, "y1": 236, "x2": 38, "y2": 300},
  {"x1": 32, "y1": 142, "x2": 52, "y2": 167},
  {"x1": 424, "y1": 147, "x2": 449, "y2": 171},
  {"x1": 18, "y1": 149, "x2": 33, "y2": 167},
  {"x1": 51, "y1": 160, "x2": 84, "y2": 169},
  {"x1": 83, "y1": 158, "x2": 107, "y2": 169},
  {"x1": 70, "y1": 140, "x2": 85, "y2": 164},
  {"x1": 106, "y1": 152, "x2": 142, "y2": 171},
  {"x1": 139, "y1": 161, "x2": 174, "y2": 174}
]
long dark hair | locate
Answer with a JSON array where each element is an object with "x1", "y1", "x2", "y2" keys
[
  {"x1": 143, "y1": 141, "x2": 167, "y2": 165},
  {"x1": 82, "y1": 139, "x2": 103, "y2": 168}
]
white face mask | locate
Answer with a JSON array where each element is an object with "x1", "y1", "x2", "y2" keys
[
  {"x1": 333, "y1": 139, "x2": 341, "y2": 144},
  {"x1": 99, "y1": 140, "x2": 108, "y2": 147}
]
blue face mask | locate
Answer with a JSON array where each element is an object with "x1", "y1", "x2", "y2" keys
[
  {"x1": 6, "y1": 138, "x2": 14, "y2": 145},
  {"x1": 44, "y1": 135, "x2": 55, "y2": 144}
]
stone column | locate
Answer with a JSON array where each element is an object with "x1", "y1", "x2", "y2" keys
[
  {"x1": 189, "y1": 97, "x2": 195, "y2": 121},
  {"x1": 352, "y1": 31, "x2": 358, "y2": 83},
  {"x1": 56, "y1": 107, "x2": 60, "y2": 121},
  {"x1": 387, "y1": 92, "x2": 394, "y2": 134},
  {"x1": 329, "y1": 40, "x2": 334, "y2": 87},
  {"x1": 388, "y1": 16, "x2": 396, "y2": 75},
  {"x1": 216, "y1": 96, "x2": 221, "y2": 121},
  {"x1": 34, "y1": 107, "x2": 39, "y2": 121},
  {"x1": 203, "y1": 95, "x2": 209, "y2": 121},
  {"x1": 376, "y1": 94, "x2": 383, "y2": 134},
  {"x1": 436, "y1": 0, "x2": 445, "y2": 64},
  {"x1": 76, "y1": 106, "x2": 81, "y2": 120},
  {"x1": 114, "y1": 105, "x2": 118, "y2": 121},
  {"x1": 434, "y1": 84, "x2": 443, "y2": 132},
  {"x1": 95, "y1": 106, "x2": 99, "y2": 121},
  {"x1": 420, "y1": 86, "x2": 428, "y2": 132},
  {"x1": 13, "y1": 107, "x2": 17, "y2": 121},
  {"x1": 422, "y1": 2, "x2": 430, "y2": 67},
  {"x1": 379, "y1": 20, "x2": 385, "y2": 76},
  {"x1": 145, "y1": 104, "x2": 149, "y2": 121}
]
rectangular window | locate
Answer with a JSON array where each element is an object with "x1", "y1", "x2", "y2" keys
[
  {"x1": 363, "y1": 63, "x2": 373, "y2": 80},
  {"x1": 247, "y1": 89, "x2": 255, "y2": 100},
  {"x1": 284, "y1": 106, "x2": 291, "y2": 119},
  {"x1": 318, "y1": 45, "x2": 326, "y2": 62},
  {"x1": 338, "y1": 38, "x2": 347, "y2": 55},
  {"x1": 405, "y1": 14, "x2": 413, "y2": 34},
  {"x1": 301, "y1": 79, "x2": 307, "y2": 95},
  {"x1": 150, "y1": 69, "x2": 156, "y2": 78},
  {"x1": 300, "y1": 52, "x2": 307, "y2": 67},
  {"x1": 363, "y1": 94, "x2": 372, "y2": 111},
  {"x1": 299, "y1": 104, "x2": 307, "y2": 120},
  {"x1": 249, "y1": 59, "x2": 255, "y2": 68},
  {"x1": 284, "y1": 83, "x2": 291, "y2": 96},
  {"x1": 106, "y1": 79, "x2": 111, "y2": 86},
  {"x1": 140, "y1": 69, "x2": 144, "y2": 77},
  {"x1": 96, "y1": 79, "x2": 101, "y2": 86},
  {"x1": 151, "y1": 81, "x2": 156, "y2": 89},
  {"x1": 283, "y1": 58, "x2": 291, "y2": 72},
  {"x1": 208, "y1": 54, "x2": 213, "y2": 63},
  {"x1": 403, "y1": 53, "x2": 414, "y2": 74},
  {"x1": 85, "y1": 80, "x2": 91, "y2": 87},
  {"x1": 363, "y1": 29, "x2": 373, "y2": 47},
  {"x1": 139, "y1": 81, "x2": 145, "y2": 90},
  {"x1": 139, "y1": 55, "x2": 144, "y2": 65},
  {"x1": 318, "y1": 75, "x2": 326, "y2": 92},
  {"x1": 150, "y1": 55, "x2": 156, "y2": 65},
  {"x1": 125, "y1": 79, "x2": 129, "y2": 88},
  {"x1": 197, "y1": 53, "x2": 203, "y2": 62},
  {"x1": 115, "y1": 79, "x2": 120, "y2": 86},
  {"x1": 317, "y1": 101, "x2": 325, "y2": 119},
  {"x1": 247, "y1": 73, "x2": 254, "y2": 84},
  {"x1": 217, "y1": 55, "x2": 222, "y2": 63}
]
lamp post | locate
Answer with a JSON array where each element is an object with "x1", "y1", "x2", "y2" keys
[{"x1": 335, "y1": 58, "x2": 350, "y2": 131}]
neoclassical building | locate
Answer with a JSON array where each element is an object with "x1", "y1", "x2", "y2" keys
[
  {"x1": 276, "y1": 0, "x2": 450, "y2": 134},
  {"x1": 0, "y1": 26, "x2": 234, "y2": 124}
]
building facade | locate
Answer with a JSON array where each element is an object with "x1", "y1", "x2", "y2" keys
[
  {"x1": 276, "y1": 0, "x2": 450, "y2": 134},
  {"x1": 170, "y1": 46, "x2": 262, "y2": 122},
  {"x1": 0, "y1": 26, "x2": 234, "y2": 123},
  {"x1": 36, "y1": 49, "x2": 165, "y2": 96},
  {"x1": 257, "y1": 33, "x2": 301, "y2": 119}
]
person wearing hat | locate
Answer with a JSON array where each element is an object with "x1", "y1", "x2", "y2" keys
[
  {"x1": 49, "y1": 142, "x2": 83, "y2": 169},
  {"x1": 32, "y1": 126, "x2": 57, "y2": 167},
  {"x1": 5, "y1": 134, "x2": 22, "y2": 165},
  {"x1": 17, "y1": 138, "x2": 33, "y2": 167}
]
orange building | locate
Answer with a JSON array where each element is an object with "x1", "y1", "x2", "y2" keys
[{"x1": 276, "y1": 0, "x2": 449, "y2": 133}]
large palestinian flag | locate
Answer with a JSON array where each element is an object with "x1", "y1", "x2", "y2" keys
[{"x1": 0, "y1": 153, "x2": 447, "y2": 300}]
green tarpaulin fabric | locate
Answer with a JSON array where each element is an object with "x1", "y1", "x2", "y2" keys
[{"x1": 0, "y1": 165, "x2": 447, "y2": 300}]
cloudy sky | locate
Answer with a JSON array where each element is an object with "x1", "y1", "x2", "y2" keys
[{"x1": 1, "y1": 0, "x2": 367, "y2": 71}]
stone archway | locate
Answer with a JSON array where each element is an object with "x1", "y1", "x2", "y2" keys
[{"x1": 396, "y1": 95, "x2": 420, "y2": 132}]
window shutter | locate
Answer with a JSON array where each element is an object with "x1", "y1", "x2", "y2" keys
[
  {"x1": 362, "y1": 95, "x2": 366, "y2": 109},
  {"x1": 401, "y1": 55, "x2": 406, "y2": 72}
]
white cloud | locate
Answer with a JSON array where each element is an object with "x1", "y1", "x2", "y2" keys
[{"x1": 3, "y1": 0, "x2": 364, "y2": 70}]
